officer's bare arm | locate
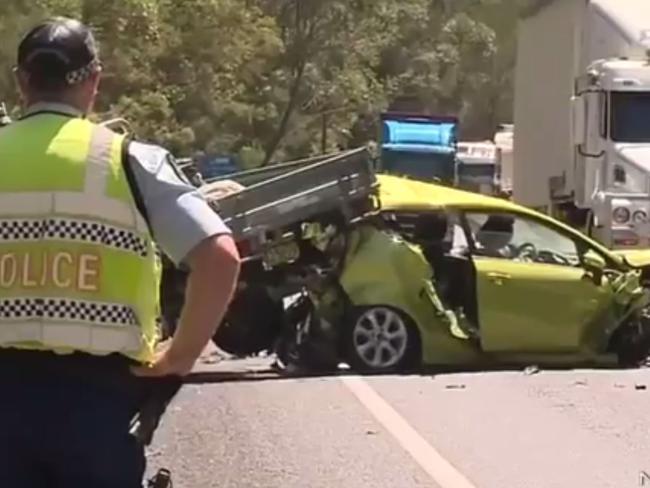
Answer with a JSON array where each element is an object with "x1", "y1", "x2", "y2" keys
[
  {"x1": 125, "y1": 143, "x2": 241, "y2": 376},
  {"x1": 166, "y1": 233, "x2": 241, "y2": 370}
]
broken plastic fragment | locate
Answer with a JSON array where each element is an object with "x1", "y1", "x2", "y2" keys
[{"x1": 524, "y1": 365, "x2": 540, "y2": 375}]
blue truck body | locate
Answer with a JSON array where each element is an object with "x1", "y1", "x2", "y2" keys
[{"x1": 377, "y1": 112, "x2": 458, "y2": 185}]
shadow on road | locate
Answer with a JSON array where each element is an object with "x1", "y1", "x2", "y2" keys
[{"x1": 184, "y1": 362, "x2": 637, "y2": 386}]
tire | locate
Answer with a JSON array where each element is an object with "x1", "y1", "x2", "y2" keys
[
  {"x1": 212, "y1": 285, "x2": 284, "y2": 356},
  {"x1": 611, "y1": 314, "x2": 650, "y2": 368},
  {"x1": 343, "y1": 305, "x2": 420, "y2": 373}
]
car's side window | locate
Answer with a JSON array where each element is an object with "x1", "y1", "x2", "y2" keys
[{"x1": 464, "y1": 212, "x2": 581, "y2": 267}]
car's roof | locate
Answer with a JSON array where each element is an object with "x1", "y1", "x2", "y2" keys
[
  {"x1": 377, "y1": 174, "x2": 531, "y2": 215},
  {"x1": 375, "y1": 173, "x2": 622, "y2": 261},
  {"x1": 375, "y1": 174, "x2": 650, "y2": 268}
]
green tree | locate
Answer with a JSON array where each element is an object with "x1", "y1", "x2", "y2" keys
[{"x1": 0, "y1": 0, "x2": 524, "y2": 162}]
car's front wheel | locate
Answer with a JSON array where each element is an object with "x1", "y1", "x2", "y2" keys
[
  {"x1": 344, "y1": 305, "x2": 420, "y2": 373},
  {"x1": 612, "y1": 311, "x2": 650, "y2": 367}
]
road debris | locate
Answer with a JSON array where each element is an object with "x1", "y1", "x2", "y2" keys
[{"x1": 524, "y1": 365, "x2": 540, "y2": 375}]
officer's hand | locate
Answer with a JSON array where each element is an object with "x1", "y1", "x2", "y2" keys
[{"x1": 131, "y1": 346, "x2": 196, "y2": 377}]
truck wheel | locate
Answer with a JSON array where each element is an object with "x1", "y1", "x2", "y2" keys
[{"x1": 344, "y1": 305, "x2": 420, "y2": 373}]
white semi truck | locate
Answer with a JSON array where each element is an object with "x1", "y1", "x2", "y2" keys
[{"x1": 513, "y1": 0, "x2": 650, "y2": 249}]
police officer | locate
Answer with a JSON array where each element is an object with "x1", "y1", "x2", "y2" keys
[{"x1": 0, "y1": 16, "x2": 240, "y2": 487}]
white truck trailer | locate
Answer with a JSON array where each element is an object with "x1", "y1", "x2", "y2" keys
[{"x1": 513, "y1": 0, "x2": 650, "y2": 248}]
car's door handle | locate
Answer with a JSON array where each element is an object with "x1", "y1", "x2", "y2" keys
[{"x1": 486, "y1": 272, "x2": 511, "y2": 283}]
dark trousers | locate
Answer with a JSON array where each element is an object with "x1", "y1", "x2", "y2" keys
[{"x1": 0, "y1": 349, "x2": 146, "y2": 488}]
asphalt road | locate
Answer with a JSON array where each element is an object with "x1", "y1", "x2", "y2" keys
[{"x1": 145, "y1": 348, "x2": 650, "y2": 488}]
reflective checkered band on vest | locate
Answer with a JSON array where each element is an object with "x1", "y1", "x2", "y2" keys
[
  {"x1": 0, "y1": 217, "x2": 148, "y2": 257},
  {"x1": 0, "y1": 298, "x2": 138, "y2": 327}
]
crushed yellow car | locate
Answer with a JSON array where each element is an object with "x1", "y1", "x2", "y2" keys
[{"x1": 319, "y1": 174, "x2": 650, "y2": 372}]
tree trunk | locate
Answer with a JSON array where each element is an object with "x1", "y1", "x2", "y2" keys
[{"x1": 261, "y1": 60, "x2": 307, "y2": 166}]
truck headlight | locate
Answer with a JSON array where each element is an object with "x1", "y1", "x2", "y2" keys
[
  {"x1": 613, "y1": 206, "x2": 631, "y2": 224},
  {"x1": 633, "y1": 209, "x2": 648, "y2": 224}
]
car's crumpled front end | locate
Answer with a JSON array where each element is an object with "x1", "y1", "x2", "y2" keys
[
  {"x1": 308, "y1": 223, "x2": 482, "y2": 369},
  {"x1": 596, "y1": 251, "x2": 650, "y2": 365},
  {"x1": 608, "y1": 248, "x2": 650, "y2": 308}
]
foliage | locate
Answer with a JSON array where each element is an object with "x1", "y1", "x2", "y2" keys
[{"x1": 0, "y1": 0, "x2": 522, "y2": 164}]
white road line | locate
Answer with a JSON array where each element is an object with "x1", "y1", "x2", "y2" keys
[{"x1": 340, "y1": 375, "x2": 478, "y2": 488}]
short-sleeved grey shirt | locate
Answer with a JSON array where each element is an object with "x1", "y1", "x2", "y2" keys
[
  {"x1": 127, "y1": 141, "x2": 232, "y2": 265},
  {"x1": 21, "y1": 102, "x2": 232, "y2": 266}
]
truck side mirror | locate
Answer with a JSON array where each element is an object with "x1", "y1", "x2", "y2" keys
[{"x1": 571, "y1": 95, "x2": 585, "y2": 146}]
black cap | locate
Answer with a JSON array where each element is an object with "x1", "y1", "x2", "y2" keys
[{"x1": 17, "y1": 17, "x2": 100, "y2": 88}]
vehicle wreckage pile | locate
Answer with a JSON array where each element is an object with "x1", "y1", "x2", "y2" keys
[{"x1": 160, "y1": 147, "x2": 650, "y2": 374}]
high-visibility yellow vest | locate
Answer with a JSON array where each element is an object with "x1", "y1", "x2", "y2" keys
[{"x1": 0, "y1": 112, "x2": 161, "y2": 363}]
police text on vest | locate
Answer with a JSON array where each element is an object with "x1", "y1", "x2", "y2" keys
[{"x1": 0, "y1": 251, "x2": 101, "y2": 292}]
